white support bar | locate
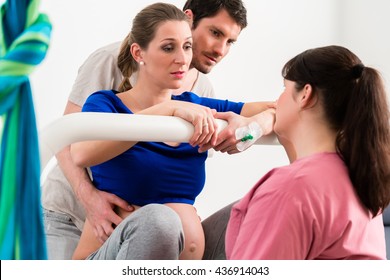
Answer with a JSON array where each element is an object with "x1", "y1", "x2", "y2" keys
[{"x1": 39, "y1": 112, "x2": 279, "y2": 171}]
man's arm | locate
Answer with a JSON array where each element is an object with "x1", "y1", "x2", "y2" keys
[{"x1": 58, "y1": 100, "x2": 132, "y2": 243}]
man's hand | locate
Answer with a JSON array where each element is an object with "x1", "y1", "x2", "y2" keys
[{"x1": 78, "y1": 181, "x2": 134, "y2": 243}]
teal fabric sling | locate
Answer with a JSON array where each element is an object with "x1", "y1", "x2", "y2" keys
[{"x1": 0, "y1": 0, "x2": 51, "y2": 259}]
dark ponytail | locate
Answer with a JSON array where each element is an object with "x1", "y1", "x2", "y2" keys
[{"x1": 337, "y1": 67, "x2": 390, "y2": 216}]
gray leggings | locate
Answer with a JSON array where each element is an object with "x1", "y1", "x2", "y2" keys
[
  {"x1": 202, "y1": 201, "x2": 236, "y2": 259},
  {"x1": 44, "y1": 202, "x2": 234, "y2": 259},
  {"x1": 86, "y1": 204, "x2": 184, "y2": 260}
]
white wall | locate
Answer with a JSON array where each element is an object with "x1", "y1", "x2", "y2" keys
[
  {"x1": 338, "y1": 0, "x2": 390, "y2": 85},
  {"x1": 3, "y1": 0, "x2": 388, "y2": 219}
]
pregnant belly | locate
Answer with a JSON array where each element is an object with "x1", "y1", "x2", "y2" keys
[
  {"x1": 118, "y1": 203, "x2": 205, "y2": 259},
  {"x1": 165, "y1": 203, "x2": 205, "y2": 260}
]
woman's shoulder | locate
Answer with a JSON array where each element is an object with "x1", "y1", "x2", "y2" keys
[
  {"x1": 84, "y1": 90, "x2": 119, "y2": 104},
  {"x1": 83, "y1": 90, "x2": 125, "y2": 113},
  {"x1": 172, "y1": 91, "x2": 201, "y2": 102},
  {"x1": 87, "y1": 89, "x2": 118, "y2": 99}
]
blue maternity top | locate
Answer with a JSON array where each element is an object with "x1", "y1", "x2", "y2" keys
[{"x1": 82, "y1": 90, "x2": 244, "y2": 206}]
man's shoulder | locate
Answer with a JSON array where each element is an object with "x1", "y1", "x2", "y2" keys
[
  {"x1": 77, "y1": 42, "x2": 121, "y2": 72},
  {"x1": 88, "y1": 41, "x2": 121, "y2": 59},
  {"x1": 192, "y1": 72, "x2": 215, "y2": 98},
  {"x1": 196, "y1": 72, "x2": 211, "y2": 83}
]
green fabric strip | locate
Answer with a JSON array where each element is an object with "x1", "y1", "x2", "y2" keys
[
  {"x1": 0, "y1": 100, "x2": 19, "y2": 250},
  {"x1": 0, "y1": 60, "x2": 35, "y2": 75}
]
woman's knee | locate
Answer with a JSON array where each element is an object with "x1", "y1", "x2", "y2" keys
[
  {"x1": 142, "y1": 204, "x2": 183, "y2": 234},
  {"x1": 121, "y1": 204, "x2": 183, "y2": 243}
]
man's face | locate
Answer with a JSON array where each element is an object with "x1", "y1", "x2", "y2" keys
[{"x1": 190, "y1": 9, "x2": 241, "y2": 74}]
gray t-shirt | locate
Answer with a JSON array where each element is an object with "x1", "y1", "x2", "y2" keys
[{"x1": 41, "y1": 42, "x2": 216, "y2": 230}]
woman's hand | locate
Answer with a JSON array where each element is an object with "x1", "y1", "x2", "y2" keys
[
  {"x1": 138, "y1": 100, "x2": 218, "y2": 148},
  {"x1": 171, "y1": 101, "x2": 218, "y2": 147},
  {"x1": 199, "y1": 111, "x2": 251, "y2": 154}
]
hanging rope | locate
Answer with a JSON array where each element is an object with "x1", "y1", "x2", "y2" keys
[{"x1": 0, "y1": 0, "x2": 51, "y2": 259}]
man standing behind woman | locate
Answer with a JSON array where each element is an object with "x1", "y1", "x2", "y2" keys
[
  {"x1": 42, "y1": 0, "x2": 254, "y2": 259},
  {"x1": 69, "y1": 2, "x2": 274, "y2": 260},
  {"x1": 225, "y1": 45, "x2": 390, "y2": 259}
]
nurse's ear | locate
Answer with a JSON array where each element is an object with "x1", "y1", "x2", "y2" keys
[{"x1": 298, "y1": 84, "x2": 317, "y2": 109}]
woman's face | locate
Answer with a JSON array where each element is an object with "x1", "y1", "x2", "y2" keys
[
  {"x1": 141, "y1": 20, "x2": 193, "y2": 90},
  {"x1": 274, "y1": 79, "x2": 301, "y2": 138}
]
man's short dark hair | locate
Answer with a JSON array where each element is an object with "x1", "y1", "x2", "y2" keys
[{"x1": 183, "y1": 0, "x2": 247, "y2": 30}]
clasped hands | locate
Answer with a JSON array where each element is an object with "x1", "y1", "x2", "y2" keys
[
  {"x1": 179, "y1": 108, "x2": 276, "y2": 154},
  {"x1": 171, "y1": 100, "x2": 275, "y2": 152}
]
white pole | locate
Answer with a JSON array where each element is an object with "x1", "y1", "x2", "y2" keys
[{"x1": 39, "y1": 112, "x2": 279, "y2": 171}]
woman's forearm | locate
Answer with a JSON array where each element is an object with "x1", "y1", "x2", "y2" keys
[
  {"x1": 240, "y1": 101, "x2": 275, "y2": 117},
  {"x1": 246, "y1": 108, "x2": 276, "y2": 136}
]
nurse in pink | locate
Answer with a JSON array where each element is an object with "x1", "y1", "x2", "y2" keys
[{"x1": 225, "y1": 45, "x2": 390, "y2": 260}]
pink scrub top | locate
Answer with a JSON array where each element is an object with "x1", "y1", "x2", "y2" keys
[{"x1": 226, "y1": 153, "x2": 386, "y2": 260}]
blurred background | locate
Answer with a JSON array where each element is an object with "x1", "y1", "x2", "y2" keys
[{"x1": 5, "y1": 0, "x2": 388, "y2": 219}]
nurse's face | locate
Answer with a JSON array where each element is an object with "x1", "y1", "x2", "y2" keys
[{"x1": 274, "y1": 80, "x2": 301, "y2": 139}]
